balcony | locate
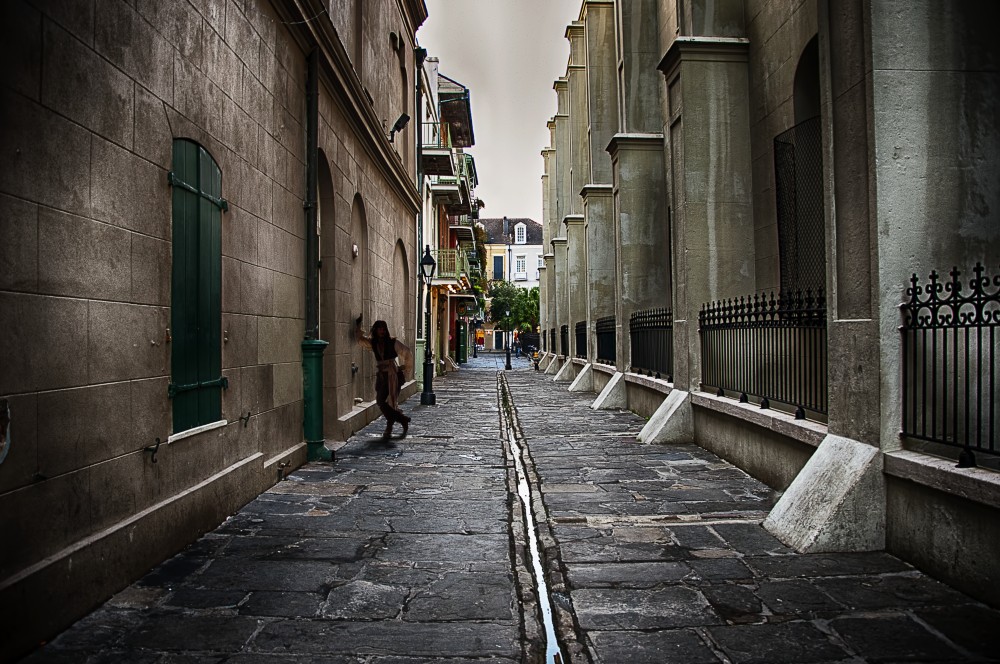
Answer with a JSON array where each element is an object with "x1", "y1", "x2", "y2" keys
[
  {"x1": 430, "y1": 176, "x2": 462, "y2": 206},
  {"x1": 428, "y1": 248, "x2": 474, "y2": 288},
  {"x1": 449, "y1": 215, "x2": 476, "y2": 243},
  {"x1": 445, "y1": 154, "x2": 476, "y2": 216},
  {"x1": 421, "y1": 122, "x2": 456, "y2": 176}
]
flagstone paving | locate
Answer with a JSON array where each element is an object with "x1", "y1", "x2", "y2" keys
[{"x1": 19, "y1": 352, "x2": 1000, "y2": 663}]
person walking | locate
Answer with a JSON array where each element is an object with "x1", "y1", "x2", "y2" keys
[{"x1": 355, "y1": 316, "x2": 413, "y2": 440}]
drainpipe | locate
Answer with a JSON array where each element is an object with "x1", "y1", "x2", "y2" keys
[
  {"x1": 302, "y1": 47, "x2": 331, "y2": 462},
  {"x1": 415, "y1": 47, "x2": 427, "y2": 375}
]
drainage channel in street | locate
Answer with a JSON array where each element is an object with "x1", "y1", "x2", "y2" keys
[{"x1": 498, "y1": 372, "x2": 566, "y2": 664}]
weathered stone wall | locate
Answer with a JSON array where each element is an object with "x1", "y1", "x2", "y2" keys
[
  {"x1": 0, "y1": 0, "x2": 421, "y2": 657},
  {"x1": 693, "y1": 408, "x2": 816, "y2": 491},
  {"x1": 886, "y1": 475, "x2": 1000, "y2": 607},
  {"x1": 868, "y1": 0, "x2": 1000, "y2": 450},
  {"x1": 745, "y1": 0, "x2": 818, "y2": 293}
]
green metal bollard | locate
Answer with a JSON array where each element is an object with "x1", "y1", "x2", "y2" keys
[{"x1": 302, "y1": 338, "x2": 332, "y2": 461}]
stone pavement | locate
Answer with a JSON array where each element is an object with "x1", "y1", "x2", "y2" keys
[{"x1": 20, "y1": 353, "x2": 1000, "y2": 663}]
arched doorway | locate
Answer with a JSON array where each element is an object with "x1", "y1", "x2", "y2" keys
[
  {"x1": 350, "y1": 194, "x2": 371, "y2": 403},
  {"x1": 317, "y1": 151, "x2": 340, "y2": 426},
  {"x1": 392, "y1": 240, "x2": 410, "y2": 343}
]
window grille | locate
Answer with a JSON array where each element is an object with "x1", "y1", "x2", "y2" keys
[{"x1": 774, "y1": 116, "x2": 825, "y2": 294}]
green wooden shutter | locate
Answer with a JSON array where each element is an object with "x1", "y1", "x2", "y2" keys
[{"x1": 170, "y1": 139, "x2": 226, "y2": 432}]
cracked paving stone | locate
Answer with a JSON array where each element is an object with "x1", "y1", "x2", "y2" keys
[
  {"x1": 915, "y1": 605, "x2": 1000, "y2": 659},
  {"x1": 708, "y1": 522, "x2": 793, "y2": 555},
  {"x1": 377, "y1": 534, "x2": 509, "y2": 564},
  {"x1": 745, "y1": 551, "x2": 911, "y2": 578},
  {"x1": 322, "y1": 580, "x2": 408, "y2": 619},
  {"x1": 588, "y1": 629, "x2": 720, "y2": 664},
  {"x1": 702, "y1": 583, "x2": 765, "y2": 624},
  {"x1": 828, "y1": 615, "x2": 966, "y2": 662},
  {"x1": 755, "y1": 579, "x2": 845, "y2": 616},
  {"x1": 252, "y1": 619, "x2": 519, "y2": 658},
  {"x1": 573, "y1": 586, "x2": 722, "y2": 630},
  {"x1": 240, "y1": 590, "x2": 325, "y2": 617},
  {"x1": 404, "y1": 572, "x2": 516, "y2": 622},
  {"x1": 686, "y1": 557, "x2": 754, "y2": 582},
  {"x1": 560, "y1": 539, "x2": 689, "y2": 563},
  {"x1": 813, "y1": 573, "x2": 972, "y2": 610},
  {"x1": 196, "y1": 559, "x2": 342, "y2": 592},
  {"x1": 121, "y1": 612, "x2": 262, "y2": 652},
  {"x1": 565, "y1": 561, "x2": 692, "y2": 588},
  {"x1": 708, "y1": 621, "x2": 850, "y2": 663},
  {"x1": 165, "y1": 588, "x2": 247, "y2": 609},
  {"x1": 258, "y1": 537, "x2": 372, "y2": 562}
]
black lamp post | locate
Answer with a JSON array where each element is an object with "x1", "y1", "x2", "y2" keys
[
  {"x1": 419, "y1": 246, "x2": 436, "y2": 405},
  {"x1": 504, "y1": 308, "x2": 512, "y2": 370},
  {"x1": 472, "y1": 318, "x2": 478, "y2": 358}
]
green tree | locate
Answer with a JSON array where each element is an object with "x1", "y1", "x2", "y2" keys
[{"x1": 487, "y1": 283, "x2": 539, "y2": 333}]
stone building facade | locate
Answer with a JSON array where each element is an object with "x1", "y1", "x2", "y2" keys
[
  {"x1": 539, "y1": 0, "x2": 1000, "y2": 607},
  {"x1": 0, "y1": 0, "x2": 427, "y2": 658},
  {"x1": 480, "y1": 216, "x2": 543, "y2": 350}
]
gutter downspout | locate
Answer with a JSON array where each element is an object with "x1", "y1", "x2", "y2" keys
[
  {"x1": 302, "y1": 47, "x2": 331, "y2": 462},
  {"x1": 415, "y1": 46, "x2": 428, "y2": 379}
]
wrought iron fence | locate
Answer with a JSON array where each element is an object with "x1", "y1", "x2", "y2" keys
[
  {"x1": 560, "y1": 325, "x2": 569, "y2": 357},
  {"x1": 901, "y1": 264, "x2": 999, "y2": 465},
  {"x1": 521, "y1": 332, "x2": 540, "y2": 353},
  {"x1": 575, "y1": 321, "x2": 587, "y2": 359},
  {"x1": 700, "y1": 290, "x2": 827, "y2": 417},
  {"x1": 630, "y1": 308, "x2": 673, "y2": 380},
  {"x1": 596, "y1": 316, "x2": 616, "y2": 365}
]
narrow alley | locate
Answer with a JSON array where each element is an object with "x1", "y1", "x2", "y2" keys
[{"x1": 21, "y1": 358, "x2": 1000, "y2": 663}]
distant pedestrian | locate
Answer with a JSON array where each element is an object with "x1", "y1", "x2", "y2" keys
[{"x1": 355, "y1": 316, "x2": 412, "y2": 440}]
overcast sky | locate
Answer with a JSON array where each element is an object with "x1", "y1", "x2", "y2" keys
[{"x1": 417, "y1": 0, "x2": 581, "y2": 222}]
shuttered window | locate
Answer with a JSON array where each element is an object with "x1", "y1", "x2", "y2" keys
[{"x1": 169, "y1": 139, "x2": 228, "y2": 432}]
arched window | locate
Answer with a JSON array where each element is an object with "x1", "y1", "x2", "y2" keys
[
  {"x1": 169, "y1": 139, "x2": 227, "y2": 432},
  {"x1": 774, "y1": 36, "x2": 825, "y2": 294},
  {"x1": 515, "y1": 222, "x2": 526, "y2": 244}
]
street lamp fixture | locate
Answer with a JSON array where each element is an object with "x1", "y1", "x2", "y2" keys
[
  {"x1": 505, "y1": 308, "x2": 512, "y2": 371},
  {"x1": 419, "y1": 246, "x2": 436, "y2": 405}
]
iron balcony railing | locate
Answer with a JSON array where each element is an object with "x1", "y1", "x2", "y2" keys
[
  {"x1": 901, "y1": 264, "x2": 999, "y2": 466},
  {"x1": 462, "y1": 152, "x2": 478, "y2": 188},
  {"x1": 560, "y1": 325, "x2": 569, "y2": 357},
  {"x1": 429, "y1": 248, "x2": 470, "y2": 282},
  {"x1": 575, "y1": 321, "x2": 587, "y2": 359},
  {"x1": 700, "y1": 290, "x2": 828, "y2": 418},
  {"x1": 630, "y1": 308, "x2": 673, "y2": 381},
  {"x1": 596, "y1": 316, "x2": 616, "y2": 365},
  {"x1": 421, "y1": 121, "x2": 453, "y2": 149}
]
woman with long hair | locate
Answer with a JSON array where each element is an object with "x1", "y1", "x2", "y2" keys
[{"x1": 355, "y1": 316, "x2": 413, "y2": 439}]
